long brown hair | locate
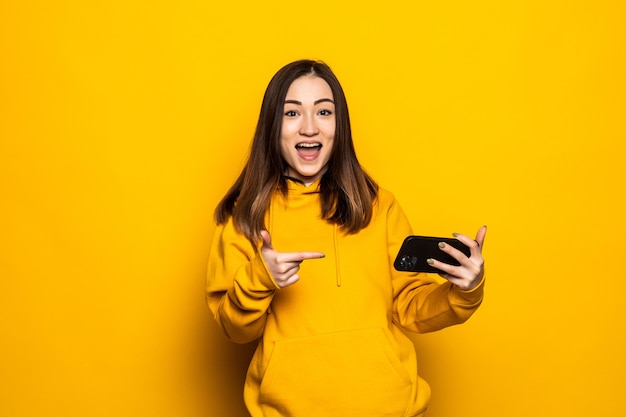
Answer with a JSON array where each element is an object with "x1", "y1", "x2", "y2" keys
[{"x1": 215, "y1": 60, "x2": 378, "y2": 244}]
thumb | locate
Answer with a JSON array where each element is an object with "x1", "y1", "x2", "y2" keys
[{"x1": 260, "y1": 230, "x2": 274, "y2": 252}]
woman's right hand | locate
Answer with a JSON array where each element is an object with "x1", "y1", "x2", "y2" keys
[{"x1": 260, "y1": 230, "x2": 325, "y2": 288}]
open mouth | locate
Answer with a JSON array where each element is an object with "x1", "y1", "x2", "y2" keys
[
  {"x1": 295, "y1": 142, "x2": 322, "y2": 151},
  {"x1": 295, "y1": 142, "x2": 322, "y2": 159}
]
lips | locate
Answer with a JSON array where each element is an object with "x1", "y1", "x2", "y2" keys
[{"x1": 295, "y1": 142, "x2": 322, "y2": 160}]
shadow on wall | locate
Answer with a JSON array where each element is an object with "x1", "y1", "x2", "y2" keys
[{"x1": 200, "y1": 317, "x2": 256, "y2": 417}]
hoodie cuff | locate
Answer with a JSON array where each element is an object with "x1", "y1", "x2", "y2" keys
[
  {"x1": 251, "y1": 252, "x2": 281, "y2": 290},
  {"x1": 452, "y1": 275, "x2": 485, "y2": 305}
]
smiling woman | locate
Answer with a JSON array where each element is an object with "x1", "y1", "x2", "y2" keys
[
  {"x1": 206, "y1": 59, "x2": 487, "y2": 417},
  {"x1": 280, "y1": 75, "x2": 336, "y2": 185},
  {"x1": 213, "y1": 60, "x2": 380, "y2": 242}
]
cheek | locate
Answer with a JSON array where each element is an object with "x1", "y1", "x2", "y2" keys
[
  {"x1": 325, "y1": 118, "x2": 336, "y2": 137},
  {"x1": 325, "y1": 142, "x2": 335, "y2": 161}
]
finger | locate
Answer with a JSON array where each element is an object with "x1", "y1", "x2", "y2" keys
[
  {"x1": 281, "y1": 251, "x2": 326, "y2": 263},
  {"x1": 260, "y1": 230, "x2": 274, "y2": 252},
  {"x1": 452, "y1": 232, "x2": 478, "y2": 250},
  {"x1": 426, "y1": 258, "x2": 461, "y2": 277},
  {"x1": 298, "y1": 251, "x2": 326, "y2": 261},
  {"x1": 438, "y1": 241, "x2": 466, "y2": 261},
  {"x1": 431, "y1": 245, "x2": 480, "y2": 276},
  {"x1": 436, "y1": 241, "x2": 478, "y2": 272},
  {"x1": 430, "y1": 259, "x2": 475, "y2": 287},
  {"x1": 437, "y1": 272, "x2": 461, "y2": 285},
  {"x1": 272, "y1": 262, "x2": 301, "y2": 280},
  {"x1": 277, "y1": 272, "x2": 301, "y2": 288},
  {"x1": 452, "y1": 232, "x2": 482, "y2": 258},
  {"x1": 273, "y1": 261, "x2": 303, "y2": 288},
  {"x1": 475, "y1": 225, "x2": 487, "y2": 249}
]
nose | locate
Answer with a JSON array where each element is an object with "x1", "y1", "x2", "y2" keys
[{"x1": 299, "y1": 113, "x2": 319, "y2": 137}]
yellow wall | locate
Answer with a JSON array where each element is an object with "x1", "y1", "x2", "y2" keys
[{"x1": 1, "y1": 1, "x2": 624, "y2": 416}]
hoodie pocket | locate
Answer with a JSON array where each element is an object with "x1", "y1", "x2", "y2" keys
[{"x1": 259, "y1": 328, "x2": 413, "y2": 416}]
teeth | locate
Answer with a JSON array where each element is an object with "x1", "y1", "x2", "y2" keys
[{"x1": 296, "y1": 143, "x2": 321, "y2": 148}]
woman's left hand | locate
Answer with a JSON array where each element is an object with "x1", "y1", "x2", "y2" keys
[{"x1": 427, "y1": 226, "x2": 487, "y2": 291}]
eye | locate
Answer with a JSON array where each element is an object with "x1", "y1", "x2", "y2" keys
[
  {"x1": 318, "y1": 109, "x2": 333, "y2": 116},
  {"x1": 284, "y1": 110, "x2": 298, "y2": 117}
]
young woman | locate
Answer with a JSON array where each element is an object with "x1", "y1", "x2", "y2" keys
[{"x1": 206, "y1": 60, "x2": 487, "y2": 417}]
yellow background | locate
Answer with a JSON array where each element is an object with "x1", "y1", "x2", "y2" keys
[{"x1": 1, "y1": 1, "x2": 625, "y2": 416}]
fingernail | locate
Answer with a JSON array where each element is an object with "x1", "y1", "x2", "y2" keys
[
  {"x1": 438, "y1": 242, "x2": 446, "y2": 249},
  {"x1": 426, "y1": 258, "x2": 434, "y2": 265},
  {"x1": 320, "y1": 253, "x2": 326, "y2": 258},
  {"x1": 452, "y1": 233, "x2": 460, "y2": 237}
]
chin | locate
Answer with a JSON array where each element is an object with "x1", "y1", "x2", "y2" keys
[{"x1": 300, "y1": 170, "x2": 324, "y2": 179}]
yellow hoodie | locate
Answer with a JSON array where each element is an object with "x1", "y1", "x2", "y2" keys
[{"x1": 206, "y1": 178, "x2": 484, "y2": 417}]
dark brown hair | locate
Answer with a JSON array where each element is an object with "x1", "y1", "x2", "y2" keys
[{"x1": 215, "y1": 60, "x2": 378, "y2": 244}]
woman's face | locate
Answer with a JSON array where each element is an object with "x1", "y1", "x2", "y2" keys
[{"x1": 280, "y1": 75, "x2": 335, "y2": 185}]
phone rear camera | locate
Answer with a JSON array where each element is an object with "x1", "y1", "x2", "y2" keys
[{"x1": 399, "y1": 255, "x2": 416, "y2": 270}]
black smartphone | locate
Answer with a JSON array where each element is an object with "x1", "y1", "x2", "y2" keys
[{"x1": 394, "y1": 235, "x2": 471, "y2": 273}]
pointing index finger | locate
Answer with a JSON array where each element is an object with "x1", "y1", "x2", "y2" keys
[{"x1": 291, "y1": 251, "x2": 326, "y2": 262}]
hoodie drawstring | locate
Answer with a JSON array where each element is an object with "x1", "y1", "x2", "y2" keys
[{"x1": 333, "y1": 224, "x2": 341, "y2": 287}]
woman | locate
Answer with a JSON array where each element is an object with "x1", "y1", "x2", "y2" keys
[{"x1": 206, "y1": 60, "x2": 487, "y2": 417}]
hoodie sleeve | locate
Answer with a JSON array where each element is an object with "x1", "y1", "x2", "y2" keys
[
  {"x1": 385, "y1": 193, "x2": 485, "y2": 334},
  {"x1": 206, "y1": 219, "x2": 278, "y2": 344}
]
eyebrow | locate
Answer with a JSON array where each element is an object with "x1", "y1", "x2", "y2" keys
[{"x1": 284, "y1": 98, "x2": 335, "y2": 105}]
